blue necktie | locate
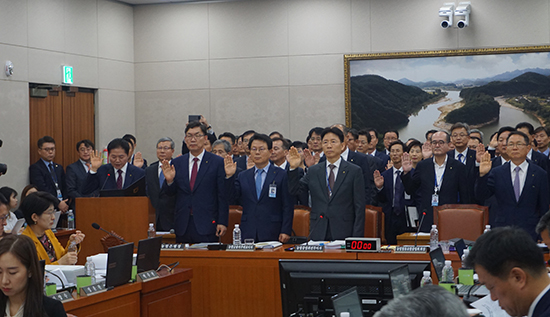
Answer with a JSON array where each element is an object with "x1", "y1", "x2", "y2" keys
[
  {"x1": 255, "y1": 169, "x2": 264, "y2": 200},
  {"x1": 457, "y1": 153, "x2": 464, "y2": 164},
  {"x1": 159, "y1": 169, "x2": 165, "y2": 187}
]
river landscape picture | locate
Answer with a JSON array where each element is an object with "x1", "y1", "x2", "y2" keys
[{"x1": 345, "y1": 47, "x2": 550, "y2": 141}]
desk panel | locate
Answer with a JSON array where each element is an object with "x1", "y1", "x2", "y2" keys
[{"x1": 64, "y1": 283, "x2": 141, "y2": 317}]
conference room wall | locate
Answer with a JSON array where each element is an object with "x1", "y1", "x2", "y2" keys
[
  {"x1": 0, "y1": 0, "x2": 135, "y2": 192},
  {"x1": 133, "y1": 0, "x2": 550, "y2": 161}
]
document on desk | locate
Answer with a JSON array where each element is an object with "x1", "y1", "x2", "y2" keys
[
  {"x1": 255, "y1": 241, "x2": 282, "y2": 249},
  {"x1": 324, "y1": 240, "x2": 345, "y2": 249},
  {"x1": 471, "y1": 295, "x2": 511, "y2": 317}
]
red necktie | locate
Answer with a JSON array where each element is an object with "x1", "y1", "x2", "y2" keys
[
  {"x1": 116, "y1": 169, "x2": 123, "y2": 189},
  {"x1": 190, "y1": 158, "x2": 199, "y2": 190}
]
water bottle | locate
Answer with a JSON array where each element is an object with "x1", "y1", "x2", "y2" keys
[
  {"x1": 147, "y1": 223, "x2": 156, "y2": 238},
  {"x1": 442, "y1": 260, "x2": 454, "y2": 282},
  {"x1": 461, "y1": 249, "x2": 470, "y2": 268},
  {"x1": 85, "y1": 257, "x2": 96, "y2": 284},
  {"x1": 484, "y1": 225, "x2": 491, "y2": 234},
  {"x1": 67, "y1": 240, "x2": 77, "y2": 253},
  {"x1": 420, "y1": 271, "x2": 433, "y2": 287},
  {"x1": 429, "y1": 224, "x2": 439, "y2": 250},
  {"x1": 102, "y1": 147, "x2": 108, "y2": 165},
  {"x1": 67, "y1": 210, "x2": 75, "y2": 230},
  {"x1": 233, "y1": 224, "x2": 241, "y2": 245}
]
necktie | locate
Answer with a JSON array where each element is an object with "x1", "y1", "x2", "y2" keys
[
  {"x1": 457, "y1": 153, "x2": 464, "y2": 164},
  {"x1": 159, "y1": 169, "x2": 165, "y2": 186},
  {"x1": 513, "y1": 166, "x2": 521, "y2": 202},
  {"x1": 190, "y1": 158, "x2": 199, "y2": 190},
  {"x1": 255, "y1": 169, "x2": 264, "y2": 200},
  {"x1": 116, "y1": 169, "x2": 123, "y2": 189},
  {"x1": 394, "y1": 170, "x2": 404, "y2": 215},
  {"x1": 48, "y1": 163, "x2": 58, "y2": 183},
  {"x1": 328, "y1": 164, "x2": 336, "y2": 197}
]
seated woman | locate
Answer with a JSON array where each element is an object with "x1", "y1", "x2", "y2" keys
[
  {"x1": 0, "y1": 187, "x2": 22, "y2": 232},
  {"x1": 20, "y1": 192, "x2": 85, "y2": 265},
  {"x1": 0, "y1": 195, "x2": 10, "y2": 239},
  {"x1": 0, "y1": 235, "x2": 67, "y2": 317}
]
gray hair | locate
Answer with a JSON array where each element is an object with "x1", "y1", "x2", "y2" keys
[
  {"x1": 212, "y1": 139, "x2": 231, "y2": 153},
  {"x1": 536, "y1": 210, "x2": 550, "y2": 234},
  {"x1": 373, "y1": 285, "x2": 469, "y2": 317},
  {"x1": 470, "y1": 129, "x2": 484, "y2": 142},
  {"x1": 156, "y1": 137, "x2": 175, "y2": 149}
]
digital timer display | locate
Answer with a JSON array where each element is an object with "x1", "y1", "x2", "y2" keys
[{"x1": 345, "y1": 237, "x2": 380, "y2": 252}]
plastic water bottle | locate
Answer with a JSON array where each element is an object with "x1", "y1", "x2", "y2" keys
[
  {"x1": 420, "y1": 271, "x2": 433, "y2": 287},
  {"x1": 461, "y1": 249, "x2": 470, "y2": 268},
  {"x1": 484, "y1": 225, "x2": 491, "y2": 234},
  {"x1": 147, "y1": 223, "x2": 156, "y2": 238},
  {"x1": 429, "y1": 224, "x2": 439, "y2": 250},
  {"x1": 442, "y1": 260, "x2": 454, "y2": 282},
  {"x1": 67, "y1": 240, "x2": 77, "y2": 253},
  {"x1": 233, "y1": 224, "x2": 241, "y2": 245},
  {"x1": 67, "y1": 210, "x2": 75, "y2": 230},
  {"x1": 102, "y1": 147, "x2": 108, "y2": 165},
  {"x1": 85, "y1": 257, "x2": 96, "y2": 284}
]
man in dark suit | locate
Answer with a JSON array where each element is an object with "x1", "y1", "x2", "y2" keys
[
  {"x1": 476, "y1": 131, "x2": 549, "y2": 240},
  {"x1": 401, "y1": 131, "x2": 470, "y2": 232},
  {"x1": 366, "y1": 128, "x2": 390, "y2": 169},
  {"x1": 83, "y1": 138, "x2": 145, "y2": 194},
  {"x1": 516, "y1": 122, "x2": 548, "y2": 172},
  {"x1": 447, "y1": 122, "x2": 478, "y2": 203},
  {"x1": 373, "y1": 141, "x2": 409, "y2": 244},
  {"x1": 161, "y1": 121, "x2": 228, "y2": 243},
  {"x1": 383, "y1": 130, "x2": 399, "y2": 156},
  {"x1": 29, "y1": 136, "x2": 69, "y2": 212},
  {"x1": 235, "y1": 130, "x2": 255, "y2": 171},
  {"x1": 66, "y1": 139, "x2": 97, "y2": 208},
  {"x1": 225, "y1": 134, "x2": 293, "y2": 243},
  {"x1": 219, "y1": 132, "x2": 240, "y2": 160},
  {"x1": 466, "y1": 227, "x2": 550, "y2": 317},
  {"x1": 288, "y1": 127, "x2": 365, "y2": 240},
  {"x1": 145, "y1": 137, "x2": 176, "y2": 232},
  {"x1": 271, "y1": 137, "x2": 308, "y2": 206}
]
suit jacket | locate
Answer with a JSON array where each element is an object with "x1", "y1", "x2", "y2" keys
[
  {"x1": 22, "y1": 226, "x2": 68, "y2": 265},
  {"x1": 288, "y1": 159, "x2": 365, "y2": 240},
  {"x1": 43, "y1": 295, "x2": 68, "y2": 317},
  {"x1": 320, "y1": 149, "x2": 377, "y2": 206},
  {"x1": 533, "y1": 287, "x2": 550, "y2": 317},
  {"x1": 228, "y1": 164, "x2": 293, "y2": 242},
  {"x1": 164, "y1": 151, "x2": 229, "y2": 236},
  {"x1": 66, "y1": 160, "x2": 97, "y2": 208},
  {"x1": 401, "y1": 157, "x2": 470, "y2": 232},
  {"x1": 448, "y1": 148, "x2": 478, "y2": 203},
  {"x1": 29, "y1": 159, "x2": 66, "y2": 206},
  {"x1": 374, "y1": 151, "x2": 390, "y2": 171},
  {"x1": 283, "y1": 163, "x2": 309, "y2": 206},
  {"x1": 475, "y1": 161, "x2": 549, "y2": 240},
  {"x1": 82, "y1": 163, "x2": 145, "y2": 194},
  {"x1": 377, "y1": 167, "x2": 409, "y2": 244},
  {"x1": 145, "y1": 161, "x2": 176, "y2": 231},
  {"x1": 236, "y1": 155, "x2": 248, "y2": 171}
]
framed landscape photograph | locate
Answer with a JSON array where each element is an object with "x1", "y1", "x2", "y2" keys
[{"x1": 344, "y1": 45, "x2": 550, "y2": 141}]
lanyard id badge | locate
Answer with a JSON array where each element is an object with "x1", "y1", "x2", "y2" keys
[
  {"x1": 268, "y1": 183, "x2": 277, "y2": 198},
  {"x1": 432, "y1": 188, "x2": 439, "y2": 206}
]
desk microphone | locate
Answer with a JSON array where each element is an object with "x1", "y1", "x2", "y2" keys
[
  {"x1": 306, "y1": 214, "x2": 325, "y2": 245},
  {"x1": 414, "y1": 211, "x2": 427, "y2": 247},
  {"x1": 100, "y1": 173, "x2": 111, "y2": 191},
  {"x1": 91, "y1": 223, "x2": 129, "y2": 243}
]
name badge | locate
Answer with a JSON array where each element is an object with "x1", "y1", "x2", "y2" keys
[
  {"x1": 268, "y1": 184, "x2": 277, "y2": 198},
  {"x1": 431, "y1": 193, "x2": 439, "y2": 206}
]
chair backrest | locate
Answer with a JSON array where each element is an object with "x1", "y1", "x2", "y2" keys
[
  {"x1": 100, "y1": 231, "x2": 126, "y2": 252},
  {"x1": 220, "y1": 206, "x2": 243, "y2": 244},
  {"x1": 293, "y1": 206, "x2": 310, "y2": 237},
  {"x1": 364, "y1": 205, "x2": 384, "y2": 243},
  {"x1": 434, "y1": 204, "x2": 489, "y2": 241}
]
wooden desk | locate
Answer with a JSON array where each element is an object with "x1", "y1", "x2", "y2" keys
[
  {"x1": 396, "y1": 232, "x2": 430, "y2": 245},
  {"x1": 160, "y1": 247, "x2": 355, "y2": 317},
  {"x1": 63, "y1": 268, "x2": 193, "y2": 317}
]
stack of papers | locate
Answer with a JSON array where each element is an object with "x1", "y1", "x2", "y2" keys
[
  {"x1": 255, "y1": 241, "x2": 282, "y2": 249},
  {"x1": 324, "y1": 240, "x2": 345, "y2": 249}
]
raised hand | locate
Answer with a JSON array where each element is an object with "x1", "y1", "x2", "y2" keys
[
  {"x1": 373, "y1": 170, "x2": 384, "y2": 189},
  {"x1": 303, "y1": 149, "x2": 316, "y2": 167},
  {"x1": 160, "y1": 159, "x2": 176, "y2": 184},
  {"x1": 476, "y1": 143, "x2": 486, "y2": 163},
  {"x1": 489, "y1": 133, "x2": 499, "y2": 149},
  {"x1": 133, "y1": 152, "x2": 144, "y2": 168},
  {"x1": 402, "y1": 152, "x2": 413, "y2": 173},
  {"x1": 479, "y1": 151, "x2": 492, "y2": 177},
  {"x1": 422, "y1": 142, "x2": 433, "y2": 159},
  {"x1": 246, "y1": 156, "x2": 255, "y2": 169},
  {"x1": 385, "y1": 160, "x2": 393, "y2": 171},
  {"x1": 90, "y1": 150, "x2": 103, "y2": 172},
  {"x1": 224, "y1": 155, "x2": 237, "y2": 177},
  {"x1": 287, "y1": 147, "x2": 302, "y2": 169}
]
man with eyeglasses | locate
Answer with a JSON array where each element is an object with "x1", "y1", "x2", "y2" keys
[
  {"x1": 66, "y1": 139, "x2": 97, "y2": 209},
  {"x1": 29, "y1": 136, "x2": 69, "y2": 213},
  {"x1": 448, "y1": 122, "x2": 479, "y2": 203},
  {"x1": 161, "y1": 121, "x2": 228, "y2": 243},
  {"x1": 477, "y1": 131, "x2": 549, "y2": 240},
  {"x1": 383, "y1": 130, "x2": 399, "y2": 155},
  {"x1": 224, "y1": 134, "x2": 293, "y2": 243},
  {"x1": 401, "y1": 131, "x2": 470, "y2": 232},
  {"x1": 145, "y1": 137, "x2": 176, "y2": 232}
]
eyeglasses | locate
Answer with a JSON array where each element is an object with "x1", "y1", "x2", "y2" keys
[
  {"x1": 0, "y1": 214, "x2": 8, "y2": 222},
  {"x1": 78, "y1": 147, "x2": 92, "y2": 152},
  {"x1": 185, "y1": 133, "x2": 204, "y2": 140},
  {"x1": 323, "y1": 140, "x2": 340, "y2": 146},
  {"x1": 156, "y1": 146, "x2": 173, "y2": 151},
  {"x1": 431, "y1": 140, "x2": 447, "y2": 146},
  {"x1": 310, "y1": 137, "x2": 322, "y2": 142},
  {"x1": 43, "y1": 209, "x2": 56, "y2": 216},
  {"x1": 41, "y1": 147, "x2": 55, "y2": 152},
  {"x1": 506, "y1": 143, "x2": 527, "y2": 148}
]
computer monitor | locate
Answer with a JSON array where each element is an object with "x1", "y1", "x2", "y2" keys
[
  {"x1": 106, "y1": 242, "x2": 134, "y2": 288},
  {"x1": 136, "y1": 236, "x2": 162, "y2": 272},
  {"x1": 279, "y1": 260, "x2": 430, "y2": 317}
]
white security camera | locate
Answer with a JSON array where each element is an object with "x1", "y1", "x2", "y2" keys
[
  {"x1": 439, "y1": 3, "x2": 455, "y2": 29},
  {"x1": 455, "y1": 2, "x2": 471, "y2": 28}
]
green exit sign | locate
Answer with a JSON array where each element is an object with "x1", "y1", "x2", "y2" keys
[{"x1": 62, "y1": 66, "x2": 73, "y2": 84}]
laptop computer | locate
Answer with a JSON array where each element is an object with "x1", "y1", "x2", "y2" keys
[
  {"x1": 100, "y1": 176, "x2": 146, "y2": 197},
  {"x1": 331, "y1": 286, "x2": 364, "y2": 317},
  {"x1": 50, "y1": 211, "x2": 61, "y2": 230},
  {"x1": 106, "y1": 242, "x2": 135, "y2": 288},
  {"x1": 454, "y1": 238, "x2": 466, "y2": 260},
  {"x1": 136, "y1": 236, "x2": 163, "y2": 273},
  {"x1": 389, "y1": 264, "x2": 412, "y2": 298}
]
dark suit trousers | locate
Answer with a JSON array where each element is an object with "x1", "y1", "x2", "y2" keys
[{"x1": 176, "y1": 215, "x2": 218, "y2": 243}]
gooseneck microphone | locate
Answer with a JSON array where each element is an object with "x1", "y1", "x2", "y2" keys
[
  {"x1": 91, "y1": 222, "x2": 129, "y2": 243},
  {"x1": 414, "y1": 211, "x2": 427, "y2": 247},
  {"x1": 100, "y1": 173, "x2": 111, "y2": 191},
  {"x1": 306, "y1": 214, "x2": 325, "y2": 245}
]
